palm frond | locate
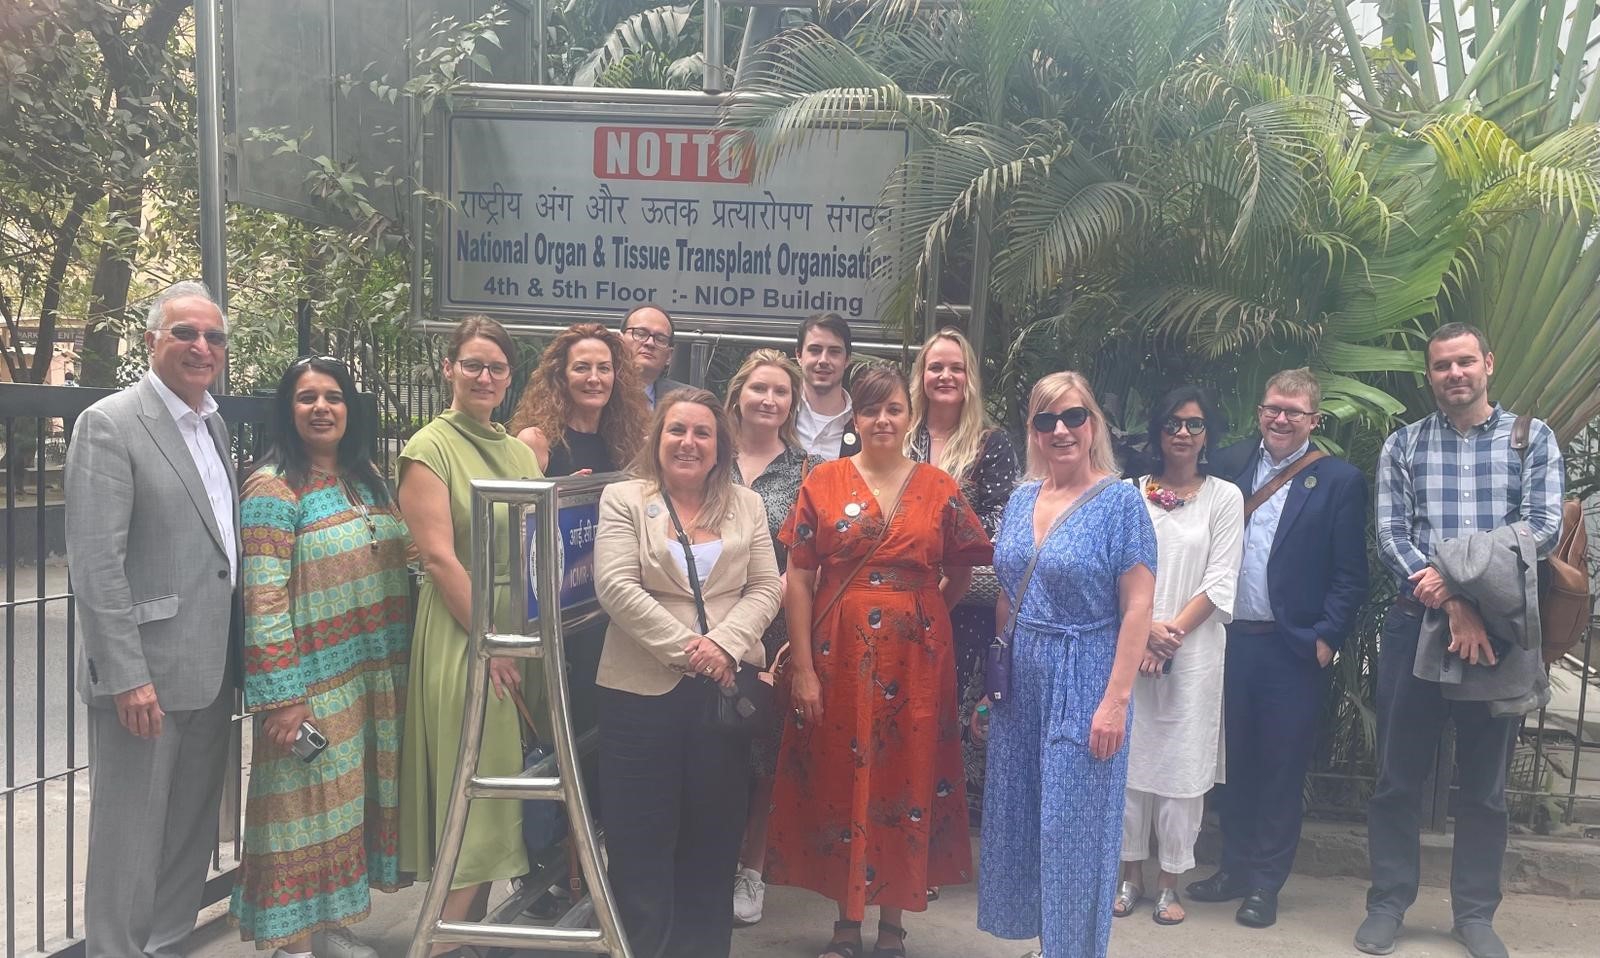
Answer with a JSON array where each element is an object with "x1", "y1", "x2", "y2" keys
[
  {"x1": 991, "y1": 147, "x2": 1146, "y2": 303},
  {"x1": 573, "y1": 4, "x2": 694, "y2": 88}
]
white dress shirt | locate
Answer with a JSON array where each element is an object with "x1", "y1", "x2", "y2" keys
[
  {"x1": 148, "y1": 372, "x2": 237, "y2": 584},
  {"x1": 1234, "y1": 440, "x2": 1310, "y2": 622},
  {"x1": 796, "y1": 392, "x2": 854, "y2": 460}
]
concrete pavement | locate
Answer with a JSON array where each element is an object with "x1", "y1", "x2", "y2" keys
[{"x1": 181, "y1": 861, "x2": 1599, "y2": 958}]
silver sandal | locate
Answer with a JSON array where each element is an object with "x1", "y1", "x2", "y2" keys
[
  {"x1": 1113, "y1": 880, "x2": 1144, "y2": 918},
  {"x1": 1152, "y1": 887, "x2": 1185, "y2": 925}
]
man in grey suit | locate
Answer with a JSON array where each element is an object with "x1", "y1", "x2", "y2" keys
[
  {"x1": 619, "y1": 304, "x2": 685, "y2": 406},
  {"x1": 66, "y1": 280, "x2": 240, "y2": 958}
]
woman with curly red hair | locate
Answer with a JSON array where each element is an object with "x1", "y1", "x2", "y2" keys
[{"x1": 509, "y1": 323, "x2": 648, "y2": 476}]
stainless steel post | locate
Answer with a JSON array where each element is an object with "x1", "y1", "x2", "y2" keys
[
  {"x1": 967, "y1": 195, "x2": 993, "y2": 361},
  {"x1": 703, "y1": 0, "x2": 725, "y2": 93},
  {"x1": 196, "y1": 0, "x2": 229, "y2": 391},
  {"x1": 534, "y1": 0, "x2": 548, "y2": 82},
  {"x1": 689, "y1": 339, "x2": 710, "y2": 388}
]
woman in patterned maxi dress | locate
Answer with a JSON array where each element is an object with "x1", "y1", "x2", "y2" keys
[
  {"x1": 978, "y1": 372, "x2": 1156, "y2": 958},
  {"x1": 230, "y1": 358, "x2": 412, "y2": 955},
  {"x1": 766, "y1": 366, "x2": 993, "y2": 958}
]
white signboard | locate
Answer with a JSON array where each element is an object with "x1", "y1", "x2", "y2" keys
[{"x1": 435, "y1": 91, "x2": 908, "y2": 332}]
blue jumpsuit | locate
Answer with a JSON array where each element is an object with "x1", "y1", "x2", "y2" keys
[{"x1": 978, "y1": 480, "x2": 1156, "y2": 957}]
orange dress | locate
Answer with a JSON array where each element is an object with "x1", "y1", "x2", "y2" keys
[{"x1": 766, "y1": 460, "x2": 994, "y2": 918}]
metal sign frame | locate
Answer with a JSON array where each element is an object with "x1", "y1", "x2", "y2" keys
[
  {"x1": 422, "y1": 83, "x2": 913, "y2": 339},
  {"x1": 407, "y1": 473, "x2": 632, "y2": 958}
]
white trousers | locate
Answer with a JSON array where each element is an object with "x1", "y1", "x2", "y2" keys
[{"x1": 1121, "y1": 788, "x2": 1205, "y2": 874}]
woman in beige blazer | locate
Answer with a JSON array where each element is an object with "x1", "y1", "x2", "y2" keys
[{"x1": 593, "y1": 387, "x2": 782, "y2": 958}]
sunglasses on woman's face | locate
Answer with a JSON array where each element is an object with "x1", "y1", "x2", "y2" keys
[
  {"x1": 1163, "y1": 417, "x2": 1207, "y2": 436},
  {"x1": 1031, "y1": 407, "x2": 1090, "y2": 433}
]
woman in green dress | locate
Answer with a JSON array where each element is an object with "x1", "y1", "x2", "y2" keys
[{"x1": 397, "y1": 315, "x2": 542, "y2": 951}]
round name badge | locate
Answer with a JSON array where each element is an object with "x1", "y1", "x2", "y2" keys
[
  {"x1": 1304, "y1": 475, "x2": 1318, "y2": 489},
  {"x1": 646, "y1": 503, "x2": 661, "y2": 518},
  {"x1": 844, "y1": 432, "x2": 858, "y2": 446},
  {"x1": 844, "y1": 502, "x2": 863, "y2": 517}
]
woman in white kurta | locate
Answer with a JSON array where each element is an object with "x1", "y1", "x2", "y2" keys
[{"x1": 1117, "y1": 388, "x2": 1244, "y2": 926}]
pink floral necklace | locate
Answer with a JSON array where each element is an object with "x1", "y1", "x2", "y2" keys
[{"x1": 1145, "y1": 476, "x2": 1202, "y2": 511}]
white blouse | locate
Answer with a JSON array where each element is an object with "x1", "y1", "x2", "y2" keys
[
  {"x1": 1125, "y1": 475, "x2": 1246, "y2": 798},
  {"x1": 668, "y1": 538, "x2": 724, "y2": 586}
]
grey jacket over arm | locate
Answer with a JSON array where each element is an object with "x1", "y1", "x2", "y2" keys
[{"x1": 1414, "y1": 521, "x2": 1548, "y2": 717}]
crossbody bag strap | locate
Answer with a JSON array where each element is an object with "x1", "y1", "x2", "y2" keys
[
  {"x1": 1243, "y1": 450, "x2": 1326, "y2": 518},
  {"x1": 1000, "y1": 476, "x2": 1117, "y2": 645},
  {"x1": 811, "y1": 463, "x2": 918, "y2": 624},
  {"x1": 660, "y1": 490, "x2": 710, "y2": 635}
]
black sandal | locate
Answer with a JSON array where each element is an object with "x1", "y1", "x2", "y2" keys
[
  {"x1": 872, "y1": 920, "x2": 907, "y2": 957},
  {"x1": 820, "y1": 919, "x2": 863, "y2": 958}
]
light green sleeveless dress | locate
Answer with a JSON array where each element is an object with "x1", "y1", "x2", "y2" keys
[{"x1": 397, "y1": 409, "x2": 543, "y2": 888}]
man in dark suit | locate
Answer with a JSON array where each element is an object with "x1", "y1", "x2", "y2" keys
[
  {"x1": 620, "y1": 304, "x2": 686, "y2": 406},
  {"x1": 66, "y1": 280, "x2": 241, "y2": 957},
  {"x1": 1186, "y1": 367, "x2": 1368, "y2": 928}
]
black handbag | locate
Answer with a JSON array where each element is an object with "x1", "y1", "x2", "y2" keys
[
  {"x1": 661, "y1": 490, "x2": 773, "y2": 737},
  {"x1": 988, "y1": 476, "x2": 1117, "y2": 705},
  {"x1": 509, "y1": 687, "x2": 569, "y2": 854}
]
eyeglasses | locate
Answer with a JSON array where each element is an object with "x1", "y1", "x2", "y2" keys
[
  {"x1": 623, "y1": 326, "x2": 673, "y2": 348},
  {"x1": 160, "y1": 324, "x2": 228, "y2": 348},
  {"x1": 1163, "y1": 417, "x2": 1207, "y2": 436},
  {"x1": 1031, "y1": 407, "x2": 1091, "y2": 432},
  {"x1": 453, "y1": 358, "x2": 511, "y2": 381},
  {"x1": 1257, "y1": 404, "x2": 1315, "y2": 423}
]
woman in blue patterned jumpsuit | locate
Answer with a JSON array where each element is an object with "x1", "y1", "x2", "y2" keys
[{"x1": 978, "y1": 371, "x2": 1156, "y2": 958}]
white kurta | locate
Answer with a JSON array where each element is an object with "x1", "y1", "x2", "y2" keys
[{"x1": 1126, "y1": 475, "x2": 1245, "y2": 798}]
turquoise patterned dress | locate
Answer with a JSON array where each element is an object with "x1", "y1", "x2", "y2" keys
[
  {"x1": 229, "y1": 465, "x2": 412, "y2": 949},
  {"x1": 977, "y1": 479, "x2": 1156, "y2": 958}
]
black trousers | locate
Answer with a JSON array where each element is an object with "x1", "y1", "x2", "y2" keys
[
  {"x1": 1218, "y1": 624, "x2": 1329, "y2": 892},
  {"x1": 1365, "y1": 605, "x2": 1519, "y2": 926},
  {"x1": 599, "y1": 680, "x2": 749, "y2": 958}
]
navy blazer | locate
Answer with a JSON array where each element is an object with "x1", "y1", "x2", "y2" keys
[{"x1": 1210, "y1": 438, "x2": 1369, "y2": 659}]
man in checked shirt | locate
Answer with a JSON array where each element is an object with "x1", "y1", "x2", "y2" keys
[{"x1": 1356, "y1": 323, "x2": 1565, "y2": 958}]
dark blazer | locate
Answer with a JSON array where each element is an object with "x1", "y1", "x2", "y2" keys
[
  {"x1": 1210, "y1": 438, "x2": 1369, "y2": 659},
  {"x1": 651, "y1": 376, "x2": 688, "y2": 406}
]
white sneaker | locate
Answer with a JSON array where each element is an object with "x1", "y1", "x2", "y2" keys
[
  {"x1": 732, "y1": 866, "x2": 765, "y2": 925},
  {"x1": 311, "y1": 927, "x2": 379, "y2": 958}
]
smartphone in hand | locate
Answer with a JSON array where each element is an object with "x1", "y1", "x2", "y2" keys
[{"x1": 290, "y1": 722, "x2": 327, "y2": 762}]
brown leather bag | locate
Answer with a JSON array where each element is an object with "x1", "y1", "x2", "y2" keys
[{"x1": 1512, "y1": 416, "x2": 1592, "y2": 664}]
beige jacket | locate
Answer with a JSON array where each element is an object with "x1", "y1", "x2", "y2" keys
[{"x1": 594, "y1": 479, "x2": 782, "y2": 696}]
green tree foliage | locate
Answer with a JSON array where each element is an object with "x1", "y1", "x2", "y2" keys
[{"x1": 724, "y1": 0, "x2": 1600, "y2": 449}]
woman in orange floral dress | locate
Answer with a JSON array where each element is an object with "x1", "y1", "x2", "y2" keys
[{"x1": 766, "y1": 365, "x2": 993, "y2": 958}]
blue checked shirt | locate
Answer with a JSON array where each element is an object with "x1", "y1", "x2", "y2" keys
[{"x1": 1376, "y1": 404, "x2": 1564, "y2": 586}]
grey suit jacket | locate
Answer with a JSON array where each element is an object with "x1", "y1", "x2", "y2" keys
[
  {"x1": 594, "y1": 479, "x2": 782, "y2": 695},
  {"x1": 65, "y1": 374, "x2": 241, "y2": 710}
]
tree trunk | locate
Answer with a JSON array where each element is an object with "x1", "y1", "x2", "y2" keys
[
  {"x1": 81, "y1": 188, "x2": 142, "y2": 386},
  {"x1": 29, "y1": 188, "x2": 99, "y2": 383}
]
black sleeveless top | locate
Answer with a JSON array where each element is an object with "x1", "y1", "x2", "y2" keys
[{"x1": 546, "y1": 428, "x2": 615, "y2": 477}]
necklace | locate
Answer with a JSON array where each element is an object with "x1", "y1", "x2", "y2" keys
[
  {"x1": 858, "y1": 460, "x2": 909, "y2": 497},
  {"x1": 340, "y1": 477, "x2": 380, "y2": 550},
  {"x1": 1145, "y1": 476, "x2": 1202, "y2": 511}
]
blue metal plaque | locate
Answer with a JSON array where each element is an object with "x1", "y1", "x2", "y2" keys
[{"x1": 525, "y1": 500, "x2": 600, "y2": 622}]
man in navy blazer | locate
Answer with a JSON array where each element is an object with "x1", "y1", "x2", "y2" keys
[{"x1": 1186, "y1": 368, "x2": 1368, "y2": 928}]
